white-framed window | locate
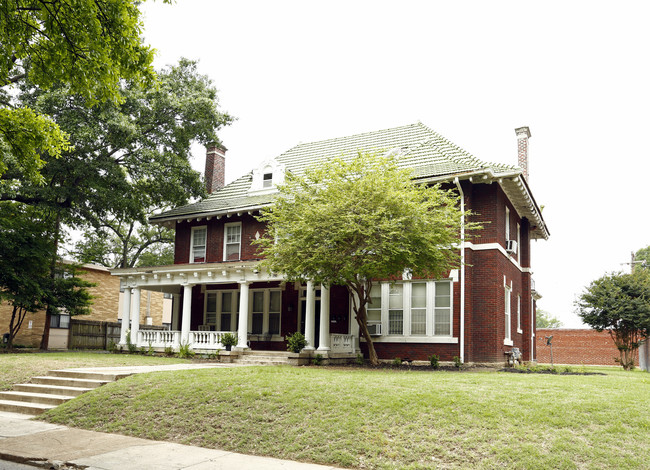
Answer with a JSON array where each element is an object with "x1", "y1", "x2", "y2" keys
[
  {"x1": 249, "y1": 289, "x2": 282, "y2": 336},
  {"x1": 190, "y1": 226, "x2": 207, "y2": 263},
  {"x1": 366, "y1": 280, "x2": 453, "y2": 338},
  {"x1": 204, "y1": 290, "x2": 239, "y2": 331},
  {"x1": 223, "y1": 222, "x2": 242, "y2": 261},
  {"x1": 262, "y1": 172, "x2": 273, "y2": 188},
  {"x1": 367, "y1": 285, "x2": 382, "y2": 326},
  {"x1": 517, "y1": 295, "x2": 522, "y2": 333},
  {"x1": 504, "y1": 284, "x2": 512, "y2": 343},
  {"x1": 434, "y1": 281, "x2": 451, "y2": 335},
  {"x1": 388, "y1": 284, "x2": 404, "y2": 335},
  {"x1": 505, "y1": 206, "x2": 510, "y2": 241},
  {"x1": 410, "y1": 282, "x2": 427, "y2": 335},
  {"x1": 516, "y1": 222, "x2": 521, "y2": 263}
]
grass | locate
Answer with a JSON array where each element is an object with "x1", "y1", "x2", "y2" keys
[
  {"x1": 39, "y1": 365, "x2": 650, "y2": 469},
  {"x1": 0, "y1": 351, "x2": 191, "y2": 390}
]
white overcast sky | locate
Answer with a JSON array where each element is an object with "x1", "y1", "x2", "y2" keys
[{"x1": 141, "y1": 1, "x2": 650, "y2": 328}]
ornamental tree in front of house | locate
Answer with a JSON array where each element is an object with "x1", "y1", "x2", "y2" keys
[{"x1": 254, "y1": 152, "x2": 473, "y2": 365}]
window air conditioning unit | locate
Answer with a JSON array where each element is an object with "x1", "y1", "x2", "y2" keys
[
  {"x1": 505, "y1": 240, "x2": 518, "y2": 254},
  {"x1": 367, "y1": 323, "x2": 382, "y2": 336}
]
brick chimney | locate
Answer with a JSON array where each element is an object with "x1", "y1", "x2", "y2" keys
[
  {"x1": 515, "y1": 126, "x2": 531, "y2": 180},
  {"x1": 205, "y1": 143, "x2": 227, "y2": 194}
]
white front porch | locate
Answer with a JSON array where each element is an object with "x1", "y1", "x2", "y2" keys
[
  {"x1": 113, "y1": 261, "x2": 357, "y2": 355},
  {"x1": 134, "y1": 328, "x2": 356, "y2": 354}
]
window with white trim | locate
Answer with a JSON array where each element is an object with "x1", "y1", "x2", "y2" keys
[
  {"x1": 223, "y1": 223, "x2": 242, "y2": 261},
  {"x1": 190, "y1": 226, "x2": 207, "y2": 263},
  {"x1": 505, "y1": 206, "x2": 510, "y2": 241},
  {"x1": 250, "y1": 289, "x2": 282, "y2": 336},
  {"x1": 434, "y1": 281, "x2": 451, "y2": 335},
  {"x1": 517, "y1": 295, "x2": 522, "y2": 333},
  {"x1": 505, "y1": 284, "x2": 512, "y2": 342},
  {"x1": 367, "y1": 285, "x2": 382, "y2": 326},
  {"x1": 262, "y1": 172, "x2": 273, "y2": 188},
  {"x1": 204, "y1": 290, "x2": 239, "y2": 331},
  {"x1": 368, "y1": 280, "x2": 453, "y2": 338},
  {"x1": 516, "y1": 222, "x2": 521, "y2": 263},
  {"x1": 410, "y1": 282, "x2": 427, "y2": 335},
  {"x1": 388, "y1": 284, "x2": 404, "y2": 335}
]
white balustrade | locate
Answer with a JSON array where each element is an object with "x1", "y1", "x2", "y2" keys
[
  {"x1": 330, "y1": 334, "x2": 356, "y2": 354},
  {"x1": 136, "y1": 330, "x2": 246, "y2": 351}
]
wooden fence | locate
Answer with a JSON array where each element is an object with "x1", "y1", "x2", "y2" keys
[{"x1": 69, "y1": 319, "x2": 165, "y2": 350}]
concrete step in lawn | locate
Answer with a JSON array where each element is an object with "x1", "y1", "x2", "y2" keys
[
  {"x1": 0, "y1": 369, "x2": 126, "y2": 416},
  {"x1": 234, "y1": 350, "x2": 292, "y2": 366}
]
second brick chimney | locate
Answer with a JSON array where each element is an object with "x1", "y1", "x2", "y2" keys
[
  {"x1": 205, "y1": 144, "x2": 227, "y2": 194},
  {"x1": 515, "y1": 126, "x2": 531, "y2": 180}
]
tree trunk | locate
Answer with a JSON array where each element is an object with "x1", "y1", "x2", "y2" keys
[{"x1": 349, "y1": 282, "x2": 379, "y2": 365}]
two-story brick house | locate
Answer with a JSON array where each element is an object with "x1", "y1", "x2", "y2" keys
[{"x1": 112, "y1": 123, "x2": 548, "y2": 364}]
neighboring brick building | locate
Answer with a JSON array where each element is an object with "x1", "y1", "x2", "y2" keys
[
  {"x1": 112, "y1": 123, "x2": 550, "y2": 363},
  {"x1": 0, "y1": 262, "x2": 167, "y2": 349},
  {"x1": 536, "y1": 328, "x2": 639, "y2": 366}
]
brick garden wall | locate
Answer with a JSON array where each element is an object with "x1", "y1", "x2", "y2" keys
[{"x1": 536, "y1": 328, "x2": 639, "y2": 366}]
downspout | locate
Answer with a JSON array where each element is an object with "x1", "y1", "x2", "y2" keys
[{"x1": 454, "y1": 177, "x2": 465, "y2": 363}]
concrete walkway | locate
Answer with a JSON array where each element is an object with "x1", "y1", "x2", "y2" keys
[{"x1": 0, "y1": 364, "x2": 345, "y2": 470}]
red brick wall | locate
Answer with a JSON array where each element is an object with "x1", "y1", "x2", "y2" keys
[
  {"x1": 536, "y1": 328, "x2": 639, "y2": 366},
  {"x1": 174, "y1": 214, "x2": 267, "y2": 265}
]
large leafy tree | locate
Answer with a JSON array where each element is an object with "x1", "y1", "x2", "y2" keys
[
  {"x1": 577, "y1": 271, "x2": 650, "y2": 370},
  {"x1": 1, "y1": 0, "x2": 163, "y2": 185},
  {"x1": 255, "y1": 152, "x2": 472, "y2": 365},
  {"x1": 11, "y1": 59, "x2": 233, "y2": 268},
  {"x1": 0, "y1": 205, "x2": 92, "y2": 348},
  {"x1": 633, "y1": 246, "x2": 650, "y2": 272}
]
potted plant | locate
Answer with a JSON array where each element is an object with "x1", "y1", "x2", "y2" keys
[{"x1": 220, "y1": 332, "x2": 238, "y2": 351}]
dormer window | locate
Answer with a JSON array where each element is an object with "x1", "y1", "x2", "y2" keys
[{"x1": 249, "y1": 159, "x2": 286, "y2": 194}]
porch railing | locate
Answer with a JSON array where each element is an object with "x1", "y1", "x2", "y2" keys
[
  {"x1": 137, "y1": 329, "x2": 235, "y2": 350},
  {"x1": 330, "y1": 334, "x2": 356, "y2": 354}
]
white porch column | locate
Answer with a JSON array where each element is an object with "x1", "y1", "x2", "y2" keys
[
  {"x1": 237, "y1": 281, "x2": 251, "y2": 349},
  {"x1": 180, "y1": 284, "x2": 193, "y2": 346},
  {"x1": 130, "y1": 287, "x2": 141, "y2": 345},
  {"x1": 119, "y1": 287, "x2": 132, "y2": 345},
  {"x1": 304, "y1": 281, "x2": 316, "y2": 350},
  {"x1": 317, "y1": 284, "x2": 331, "y2": 351}
]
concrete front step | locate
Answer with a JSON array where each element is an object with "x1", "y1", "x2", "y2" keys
[
  {"x1": 0, "y1": 399, "x2": 56, "y2": 415},
  {"x1": 242, "y1": 351, "x2": 291, "y2": 357},
  {"x1": 0, "y1": 391, "x2": 74, "y2": 405},
  {"x1": 48, "y1": 369, "x2": 129, "y2": 381},
  {"x1": 31, "y1": 376, "x2": 108, "y2": 389},
  {"x1": 13, "y1": 383, "x2": 92, "y2": 397}
]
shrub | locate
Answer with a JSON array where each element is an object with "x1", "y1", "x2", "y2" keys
[
  {"x1": 126, "y1": 330, "x2": 137, "y2": 354},
  {"x1": 392, "y1": 357, "x2": 402, "y2": 366},
  {"x1": 428, "y1": 354, "x2": 440, "y2": 370},
  {"x1": 312, "y1": 354, "x2": 323, "y2": 366},
  {"x1": 147, "y1": 342, "x2": 155, "y2": 356},
  {"x1": 164, "y1": 345, "x2": 174, "y2": 357},
  {"x1": 453, "y1": 356, "x2": 463, "y2": 370},
  {"x1": 107, "y1": 339, "x2": 117, "y2": 354},
  {"x1": 178, "y1": 342, "x2": 195, "y2": 359},
  {"x1": 356, "y1": 353, "x2": 365, "y2": 365},
  {"x1": 286, "y1": 332, "x2": 307, "y2": 353}
]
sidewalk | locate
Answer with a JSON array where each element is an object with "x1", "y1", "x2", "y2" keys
[
  {"x1": 0, "y1": 411, "x2": 344, "y2": 470},
  {"x1": 0, "y1": 364, "x2": 345, "y2": 469}
]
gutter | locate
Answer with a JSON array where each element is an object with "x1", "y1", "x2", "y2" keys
[{"x1": 453, "y1": 177, "x2": 465, "y2": 364}]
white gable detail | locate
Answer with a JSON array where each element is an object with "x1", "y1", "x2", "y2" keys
[{"x1": 248, "y1": 159, "x2": 286, "y2": 195}]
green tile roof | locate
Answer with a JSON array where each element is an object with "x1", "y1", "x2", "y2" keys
[{"x1": 151, "y1": 122, "x2": 548, "y2": 239}]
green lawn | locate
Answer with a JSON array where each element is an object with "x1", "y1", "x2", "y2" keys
[
  {"x1": 0, "y1": 351, "x2": 191, "y2": 391},
  {"x1": 39, "y1": 365, "x2": 650, "y2": 469}
]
